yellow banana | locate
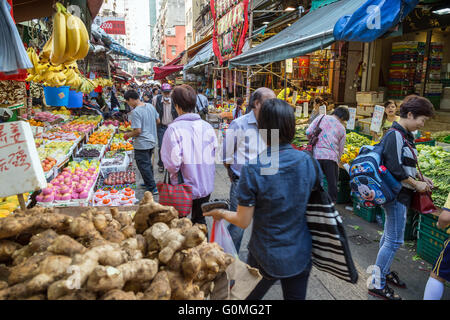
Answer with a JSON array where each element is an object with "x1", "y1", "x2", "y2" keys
[
  {"x1": 27, "y1": 48, "x2": 36, "y2": 74},
  {"x1": 72, "y1": 16, "x2": 89, "y2": 60},
  {"x1": 64, "y1": 10, "x2": 81, "y2": 61},
  {"x1": 39, "y1": 35, "x2": 53, "y2": 61},
  {"x1": 50, "y1": 3, "x2": 67, "y2": 65}
]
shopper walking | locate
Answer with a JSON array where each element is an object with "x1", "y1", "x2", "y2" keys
[
  {"x1": 161, "y1": 85, "x2": 218, "y2": 225},
  {"x1": 233, "y1": 97, "x2": 244, "y2": 119},
  {"x1": 223, "y1": 87, "x2": 276, "y2": 252},
  {"x1": 123, "y1": 89, "x2": 160, "y2": 195},
  {"x1": 206, "y1": 98, "x2": 319, "y2": 300},
  {"x1": 155, "y1": 83, "x2": 178, "y2": 173},
  {"x1": 195, "y1": 88, "x2": 209, "y2": 120},
  {"x1": 369, "y1": 95, "x2": 434, "y2": 300},
  {"x1": 306, "y1": 106, "x2": 349, "y2": 203}
]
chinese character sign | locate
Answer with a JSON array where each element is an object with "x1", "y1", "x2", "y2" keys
[
  {"x1": 370, "y1": 105, "x2": 385, "y2": 133},
  {"x1": 347, "y1": 107, "x2": 357, "y2": 130},
  {"x1": 211, "y1": 0, "x2": 250, "y2": 65},
  {"x1": 0, "y1": 122, "x2": 46, "y2": 197}
]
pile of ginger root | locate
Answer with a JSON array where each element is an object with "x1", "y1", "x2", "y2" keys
[{"x1": 0, "y1": 192, "x2": 234, "y2": 300}]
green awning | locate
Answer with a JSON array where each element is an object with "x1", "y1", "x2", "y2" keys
[{"x1": 229, "y1": 0, "x2": 366, "y2": 67}]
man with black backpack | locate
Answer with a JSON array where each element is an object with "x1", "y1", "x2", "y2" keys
[
  {"x1": 196, "y1": 88, "x2": 209, "y2": 120},
  {"x1": 155, "y1": 83, "x2": 178, "y2": 173}
]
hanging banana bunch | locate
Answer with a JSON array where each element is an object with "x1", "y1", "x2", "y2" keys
[{"x1": 27, "y1": 2, "x2": 92, "y2": 89}]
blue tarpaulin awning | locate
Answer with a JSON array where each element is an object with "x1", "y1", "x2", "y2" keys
[
  {"x1": 91, "y1": 24, "x2": 160, "y2": 63},
  {"x1": 183, "y1": 40, "x2": 214, "y2": 71},
  {"x1": 229, "y1": 0, "x2": 418, "y2": 67}
]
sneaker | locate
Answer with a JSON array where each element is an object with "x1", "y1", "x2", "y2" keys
[
  {"x1": 368, "y1": 285, "x2": 402, "y2": 300},
  {"x1": 151, "y1": 188, "x2": 159, "y2": 195},
  {"x1": 386, "y1": 271, "x2": 406, "y2": 288},
  {"x1": 158, "y1": 167, "x2": 164, "y2": 173}
]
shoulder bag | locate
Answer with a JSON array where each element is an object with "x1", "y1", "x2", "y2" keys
[
  {"x1": 157, "y1": 170, "x2": 193, "y2": 217},
  {"x1": 306, "y1": 115, "x2": 326, "y2": 153},
  {"x1": 392, "y1": 129, "x2": 437, "y2": 214},
  {"x1": 305, "y1": 151, "x2": 359, "y2": 284}
]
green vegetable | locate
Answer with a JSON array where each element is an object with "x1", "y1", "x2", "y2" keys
[{"x1": 346, "y1": 132, "x2": 372, "y2": 148}]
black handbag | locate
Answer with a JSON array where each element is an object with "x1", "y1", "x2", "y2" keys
[
  {"x1": 305, "y1": 151, "x2": 359, "y2": 284},
  {"x1": 306, "y1": 115, "x2": 325, "y2": 152}
]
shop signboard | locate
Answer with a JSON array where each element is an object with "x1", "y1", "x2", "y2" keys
[
  {"x1": 346, "y1": 107, "x2": 357, "y2": 130},
  {"x1": 211, "y1": 0, "x2": 250, "y2": 65},
  {"x1": 94, "y1": 16, "x2": 126, "y2": 35},
  {"x1": 0, "y1": 121, "x2": 46, "y2": 198},
  {"x1": 303, "y1": 102, "x2": 309, "y2": 118},
  {"x1": 370, "y1": 105, "x2": 385, "y2": 133}
]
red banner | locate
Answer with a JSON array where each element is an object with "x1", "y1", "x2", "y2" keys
[
  {"x1": 99, "y1": 18, "x2": 126, "y2": 35},
  {"x1": 211, "y1": 0, "x2": 249, "y2": 66},
  {"x1": 298, "y1": 56, "x2": 310, "y2": 80}
]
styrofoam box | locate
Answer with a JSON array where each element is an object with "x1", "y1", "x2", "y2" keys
[{"x1": 0, "y1": 121, "x2": 47, "y2": 197}]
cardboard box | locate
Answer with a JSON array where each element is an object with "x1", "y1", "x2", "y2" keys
[{"x1": 357, "y1": 105, "x2": 375, "y2": 116}]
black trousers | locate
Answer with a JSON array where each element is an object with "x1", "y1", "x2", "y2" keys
[
  {"x1": 318, "y1": 159, "x2": 339, "y2": 203},
  {"x1": 191, "y1": 194, "x2": 211, "y2": 225},
  {"x1": 134, "y1": 149, "x2": 156, "y2": 191}
]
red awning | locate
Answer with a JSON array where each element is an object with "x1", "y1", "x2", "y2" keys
[{"x1": 153, "y1": 65, "x2": 183, "y2": 80}]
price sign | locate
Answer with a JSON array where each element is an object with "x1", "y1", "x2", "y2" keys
[
  {"x1": 0, "y1": 121, "x2": 46, "y2": 197},
  {"x1": 295, "y1": 107, "x2": 302, "y2": 117},
  {"x1": 303, "y1": 102, "x2": 309, "y2": 118},
  {"x1": 370, "y1": 105, "x2": 385, "y2": 133},
  {"x1": 286, "y1": 59, "x2": 293, "y2": 73},
  {"x1": 346, "y1": 107, "x2": 357, "y2": 130},
  {"x1": 319, "y1": 105, "x2": 327, "y2": 115},
  {"x1": 292, "y1": 91, "x2": 298, "y2": 105}
]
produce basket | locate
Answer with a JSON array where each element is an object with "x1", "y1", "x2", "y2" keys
[
  {"x1": 100, "y1": 153, "x2": 130, "y2": 176},
  {"x1": 43, "y1": 86, "x2": 70, "y2": 107},
  {"x1": 378, "y1": 208, "x2": 419, "y2": 240},
  {"x1": 68, "y1": 90, "x2": 83, "y2": 108},
  {"x1": 352, "y1": 195, "x2": 380, "y2": 222},
  {"x1": 415, "y1": 139, "x2": 436, "y2": 147},
  {"x1": 337, "y1": 181, "x2": 351, "y2": 204},
  {"x1": 417, "y1": 230, "x2": 446, "y2": 264}
]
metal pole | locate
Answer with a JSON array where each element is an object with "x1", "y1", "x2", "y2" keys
[
  {"x1": 421, "y1": 30, "x2": 433, "y2": 98},
  {"x1": 284, "y1": 60, "x2": 288, "y2": 101},
  {"x1": 234, "y1": 68, "x2": 237, "y2": 105},
  {"x1": 221, "y1": 68, "x2": 224, "y2": 108},
  {"x1": 245, "y1": 0, "x2": 254, "y2": 105}
]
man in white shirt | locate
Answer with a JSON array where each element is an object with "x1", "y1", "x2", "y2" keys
[{"x1": 155, "y1": 83, "x2": 178, "y2": 173}]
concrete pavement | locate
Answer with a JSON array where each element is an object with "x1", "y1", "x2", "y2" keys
[{"x1": 134, "y1": 156, "x2": 450, "y2": 300}]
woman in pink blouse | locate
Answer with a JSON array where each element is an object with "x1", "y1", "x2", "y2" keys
[{"x1": 306, "y1": 106, "x2": 349, "y2": 203}]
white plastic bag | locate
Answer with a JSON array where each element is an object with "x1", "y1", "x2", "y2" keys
[{"x1": 210, "y1": 220, "x2": 238, "y2": 258}]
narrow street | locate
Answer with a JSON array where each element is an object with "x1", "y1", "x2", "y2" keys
[{"x1": 135, "y1": 158, "x2": 450, "y2": 300}]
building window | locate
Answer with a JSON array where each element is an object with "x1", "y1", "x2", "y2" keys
[{"x1": 171, "y1": 46, "x2": 176, "y2": 56}]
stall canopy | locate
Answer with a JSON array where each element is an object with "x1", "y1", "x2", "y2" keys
[
  {"x1": 91, "y1": 24, "x2": 160, "y2": 63},
  {"x1": 229, "y1": 0, "x2": 418, "y2": 67},
  {"x1": 153, "y1": 52, "x2": 185, "y2": 80},
  {"x1": 183, "y1": 40, "x2": 214, "y2": 71}
]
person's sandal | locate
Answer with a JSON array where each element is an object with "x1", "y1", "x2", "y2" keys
[
  {"x1": 368, "y1": 285, "x2": 402, "y2": 300},
  {"x1": 386, "y1": 271, "x2": 407, "y2": 288},
  {"x1": 158, "y1": 167, "x2": 164, "y2": 173}
]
